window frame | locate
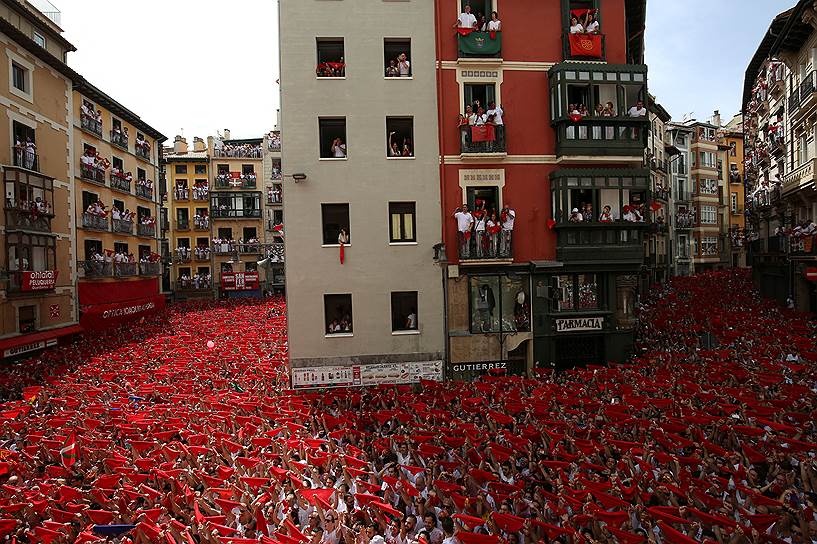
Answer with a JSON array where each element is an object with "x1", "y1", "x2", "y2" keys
[
  {"x1": 550, "y1": 273, "x2": 603, "y2": 314},
  {"x1": 9, "y1": 55, "x2": 34, "y2": 102},
  {"x1": 32, "y1": 31, "x2": 46, "y2": 48},
  {"x1": 324, "y1": 293, "x2": 353, "y2": 336},
  {"x1": 468, "y1": 274, "x2": 531, "y2": 334},
  {"x1": 388, "y1": 202, "x2": 417, "y2": 243},
  {"x1": 384, "y1": 37, "x2": 412, "y2": 79},
  {"x1": 321, "y1": 203, "x2": 350, "y2": 246},
  {"x1": 391, "y1": 291, "x2": 419, "y2": 333},
  {"x1": 319, "y1": 117, "x2": 348, "y2": 159},
  {"x1": 385, "y1": 117, "x2": 415, "y2": 158}
]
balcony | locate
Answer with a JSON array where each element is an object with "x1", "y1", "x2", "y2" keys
[
  {"x1": 459, "y1": 125, "x2": 506, "y2": 156},
  {"x1": 136, "y1": 183, "x2": 153, "y2": 200},
  {"x1": 135, "y1": 145, "x2": 150, "y2": 161},
  {"x1": 174, "y1": 188, "x2": 190, "y2": 201},
  {"x1": 110, "y1": 130, "x2": 128, "y2": 150},
  {"x1": 194, "y1": 218, "x2": 210, "y2": 230},
  {"x1": 213, "y1": 146, "x2": 262, "y2": 159},
  {"x1": 113, "y1": 262, "x2": 138, "y2": 277},
  {"x1": 789, "y1": 91, "x2": 801, "y2": 113},
  {"x1": 194, "y1": 248, "x2": 210, "y2": 261},
  {"x1": 214, "y1": 175, "x2": 233, "y2": 189},
  {"x1": 112, "y1": 218, "x2": 133, "y2": 234},
  {"x1": 267, "y1": 220, "x2": 284, "y2": 232},
  {"x1": 12, "y1": 147, "x2": 39, "y2": 172},
  {"x1": 176, "y1": 219, "x2": 190, "y2": 231},
  {"x1": 267, "y1": 193, "x2": 282, "y2": 205},
  {"x1": 562, "y1": 31, "x2": 605, "y2": 61},
  {"x1": 5, "y1": 206, "x2": 53, "y2": 233},
  {"x1": 82, "y1": 212, "x2": 109, "y2": 231},
  {"x1": 175, "y1": 248, "x2": 192, "y2": 263},
  {"x1": 192, "y1": 186, "x2": 209, "y2": 201},
  {"x1": 457, "y1": 231, "x2": 513, "y2": 264},
  {"x1": 237, "y1": 243, "x2": 261, "y2": 254},
  {"x1": 800, "y1": 71, "x2": 816, "y2": 107},
  {"x1": 212, "y1": 242, "x2": 235, "y2": 255},
  {"x1": 729, "y1": 170, "x2": 743, "y2": 184},
  {"x1": 137, "y1": 223, "x2": 156, "y2": 237},
  {"x1": 554, "y1": 223, "x2": 645, "y2": 264},
  {"x1": 457, "y1": 30, "x2": 501, "y2": 58},
  {"x1": 176, "y1": 280, "x2": 212, "y2": 292},
  {"x1": 675, "y1": 214, "x2": 694, "y2": 230},
  {"x1": 653, "y1": 187, "x2": 670, "y2": 201},
  {"x1": 80, "y1": 260, "x2": 111, "y2": 278},
  {"x1": 266, "y1": 242, "x2": 285, "y2": 263},
  {"x1": 110, "y1": 173, "x2": 131, "y2": 193},
  {"x1": 80, "y1": 163, "x2": 106, "y2": 184},
  {"x1": 241, "y1": 176, "x2": 257, "y2": 189},
  {"x1": 140, "y1": 262, "x2": 162, "y2": 276},
  {"x1": 783, "y1": 158, "x2": 816, "y2": 196},
  {"x1": 553, "y1": 117, "x2": 649, "y2": 157},
  {"x1": 80, "y1": 113, "x2": 102, "y2": 137},
  {"x1": 211, "y1": 208, "x2": 262, "y2": 219}
]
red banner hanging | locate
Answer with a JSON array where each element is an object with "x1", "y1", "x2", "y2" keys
[
  {"x1": 80, "y1": 295, "x2": 165, "y2": 331},
  {"x1": 470, "y1": 125, "x2": 496, "y2": 143},
  {"x1": 221, "y1": 272, "x2": 260, "y2": 291},
  {"x1": 21, "y1": 270, "x2": 58, "y2": 291},
  {"x1": 569, "y1": 33, "x2": 602, "y2": 58}
]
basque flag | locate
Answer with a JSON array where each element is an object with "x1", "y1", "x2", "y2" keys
[{"x1": 60, "y1": 431, "x2": 78, "y2": 468}]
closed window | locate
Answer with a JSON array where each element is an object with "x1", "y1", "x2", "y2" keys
[
  {"x1": 33, "y1": 31, "x2": 46, "y2": 48},
  {"x1": 175, "y1": 165, "x2": 188, "y2": 174},
  {"x1": 18, "y1": 305, "x2": 36, "y2": 333},
  {"x1": 325, "y1": 294, "x2": 352, "y2": 334},
  {"x1": 389, "y1": 202, "x2": 416, "y2": 242},
  {"x1": 391, "y1": 291, "x2": 418, "y2": 331},
  {"x1": 322, "y1": 203, "x2": 349, "y2": 245},
  {"x1": 12, "y1": 62, "x2": 28, "y2": 92},
  {"x1": 700, "y1": 205, "x2": 717, "y2": 224}
]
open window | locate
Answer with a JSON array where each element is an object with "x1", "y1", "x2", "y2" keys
[
  {"x1": 384, "y1": 38, "x2": 411, "y2": 78},
  {"x1": 319, "y1": 118, "x2": 347, "y2": 159},
  {"x1": 464, "y1": 83, "x2": 496, "y2": 115},
  {"x1": 84, "y1": 239, "x2": 102, "y2": 261},
  {"x1": 321, "y1": 203, "x2": 350, "y2": 245},
  {"x1": 316, "y1": 38, "x2": 345, "y2": 77},
  {"x1": 324, "y1": 294, "x2": 353, "y2": 335},
  {"x1": 12, "y1": 120, "x2": 37, "y2": 171},
  {"x1": 386, "y1": 117, "x2": 414, "y2": 157},
  {"x1": 466, "y1": 186, "x2": 499, "y2": 217},
  {"x1": 391, "y1": 291, "x2": 418, "y2": 332}
]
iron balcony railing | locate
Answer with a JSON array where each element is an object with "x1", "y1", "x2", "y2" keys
[
  {"x1": 80, "y1": 163, "x2": 106, "y2": 184},
  {"x1": 213, "y1": 146, "x2": 263, "y2": 158},
  {"x1": 210, "y1": 208, "x2": 262, "y2": 219},
  {"x1": 176, "y1": 280, "x2": 212, "y2": 291},
  {"x1": 82, "y1": 212, "x2": 109, "y2": 231},
  {"x1": 458, "y1": 231, "x2": 513, "y2": 261},
  {"x1": 80, "y1": 113, "x2": 102, "y2": 137},
  {"x1": 192, "y1": 187, "x2": 209, "y2": 201},
  {"x1": 110, "y1": 173, "x2": 131, "y2": 193},
  {"x1": 800, "y1": 71, "x2": 815, "y2": 103},
  {"x1": 114, "y1": 262, "x2": 138, "y2": 277},
  {"x1": 110, "y1": 130, "x2": 129, "y2": 150},
  {"x1": 139, "y1": 262, "x2": 162, "y2": 276},
  {"x1": 459, "y1": 125, "x2": 506, "y2": 154},
  {"x1": 4, "y1": 206, "x2": 53, "y2": 233},
  {"x1": 112, "y1": 218, "x2": 133, "y2": 234},
  {"x1": 194, "y1": 248, "x2": 210, "y2": 261},
  {"x1": 80, "y1": 260, "x2": 111, "y2": 278},
  {"x1": 212, "y1": 242, "x2": 234, "y2": 255},
  {"x1": 11, "y1": 146, "x2": 38, "y2": 172},
  {"x1": 135, "y1": 146, "x2": 150, "y2": 161},
  {"x1": 174, "y1": 188, "x2": 190, "y2": 201},
  {"x1": 136, "y1": 184, "x2": 153, "y2": 200},
  {"x1": 137, "y1": 223, "x2": 156, "y2": 237},
  {"x1": 175, "y1": 248, "x2": 192, "y2": 263},
  {"x1": 194, "y1": 218, "x2": 210, "y2": 230}
]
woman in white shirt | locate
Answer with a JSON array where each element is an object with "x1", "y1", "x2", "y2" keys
[
  {"x1": 331, "y1": 138, "x2": 347, "y2": 158},
  {"x1": 585, "y1": 13, "x2": 600, "y2": 34},
  {"x1": 487, "y1": 11, "x2": 501, "y2": 32},
  {"x1": 569, "y1": 16, "x2": 584, "y2": 34}
]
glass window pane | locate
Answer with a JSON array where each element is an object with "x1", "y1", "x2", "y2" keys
[
  {"x1": 501, "y1": 275, "x2": 530, "y2": 332},
  {"x1": 471, "y1": 276, "x2": 500, "y2": 332},
  {"x1": 404, "y1": 214, "x2": 414, "y2": 240},
  {"x1": 577, "y1": 274, "x2": 599, "y2": 310},
  {"x1": 555, "y1": 274, "x2": 574, "y2": 311}
]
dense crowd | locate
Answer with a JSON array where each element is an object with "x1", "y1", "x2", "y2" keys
[{"x1": 1, "y1": 271, "x2": 816, "y2": 543}]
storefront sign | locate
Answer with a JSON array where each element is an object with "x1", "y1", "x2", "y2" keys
[
  {"x1": 291, "y1": 361, "x2": 443, "y2": 389},
  {"x1": 556, "y1": 316, "x2": 604, "y2": 333},
  {"x1": 448, "y1": 359, "x2": 526, "y2": 381},
  {"x1": 21, "y1": 270, "x2": 58, "y2": 291},
  {"x1": 221, "y1": 272, "x2": 259, "y2": 291},
  {"x1": 3, "y1": 340, "x2": 46, "y2": 358}
]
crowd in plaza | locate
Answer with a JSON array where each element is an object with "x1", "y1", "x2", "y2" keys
[{"x1": 0, "y1": 271, "x2": 816, "y2": 543}]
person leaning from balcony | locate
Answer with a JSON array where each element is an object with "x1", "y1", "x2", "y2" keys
[
  {"x1": 599, "y1": 205, "x2": 613, "y2": 222},
  {"x1": 500, "y1": 203, "x2": 515, "y2": 256},
  {"x1": 338, "y1": 229, "x2": 349, "y2": 245},
  {"x1": 386, "y1": 59, "x2": 400, "y2": 78},
  {"x1": 584, "y1": 11, "x2": 600, "y2": 34},
  {"x1": 486, "y1": 11, "x2": 501, "y2": 32},
  {"x1": 474, "y1": 205, "x2": 487, "y2": 258},
  {"x1": 487, "y1": 101, "x2": 504, "y2": 148},
  {"x1": 569, "y1": 208, "x2": 583, "y2": 222},
  {"x1": 594, "y1": 104, "x2": 605, "y2": 117},
  {"x1": 455, "y1": 4, "x2": 477, "y2": 29},
  {"x1": 487, "y1": 211, "x2": 501, "y2": 257},
  {"x1": 111, "y1": 206, "x2": 121, "y2": 221},
  {"x1": 454, "y1": 205, "x2": 474, "y2": 257},
  {"x1": 569, "y1": 16, "x2": 584, "y2": 34},
  {"x1": 331, "y1": 137, "x2": 347, "y2": 158},
  {"x1": 628, "y1": 100, "x2": 647, "y2": 117}
]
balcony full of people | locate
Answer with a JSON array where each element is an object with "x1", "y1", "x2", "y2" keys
[
  {"x1": 111, "y1": 206, "x2": 135, "y2": 234},
  {"x1": 214, "y1": 143, "x2": 262, "y2": 158},
  {"x1": 267, "y1": 131, "x2": 281, "y2": 152},
  {"x1": 175, "y1": 247, "x2": 192, "y2": 263},
  {"x1": 453, "y1": 201, "x2": 515, "y2": 260},
  {"x1": 110, "y1": 126, "x2": 129, "y2": 149},
  {"x1": 175, "y1": 183, "x2": 190, "y2": 201},
  {"x1": 458, "y1": 101, "x2": 505, "y2": 154},
  {"x1": 177, "y1": 272, "x2": 211, "y2": 290},
  {"x1": 566, "y1": 202, "x2": 646, "y2": 223},
  {"x1": 4, "y1": 196, "x2": 53, "y2": 232},
  {"x1": 267, "y1": 185, "x2": 282, "y2": 204},
  {"x1": 80, "y1": 101, "x2": 103, "y2": 136},
  {"x1": 137, "y1": 214, "x2": 156, "y2": 237},
  {"x1": 109, "y1": 167, "x2": 132, "y2": 193},
  {"x1": 676, "y1": 209, "x2": 696, "y2": 228},
  {"x1": 135, "y1": 133, "x2": 151, "y2": 160},
  {"x1": 79, "y1": 148, "x2": 109, "y2": 183},
  {"x1": 194, "y1": 246, "x2": 210, "y2": 261},
  {"x1": 136, "y1": 177, "x2": 154, "y2": 199},
  {"x1": 82, "y1": 200, "x2": 109, "y2": 230},
  {"x1": 12, "y1": 138, "x2": 38, "y2": 171},
  {"x1": 193, "y1": 182, "x2": 209, "y2": 200},
  {"x1": 194, "y1": 212, "x2": 210, "y2": 230}
]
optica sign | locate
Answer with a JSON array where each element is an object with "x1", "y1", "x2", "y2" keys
[{"x1": 21, "y1": 270, "x2": 58, "y2": 291}]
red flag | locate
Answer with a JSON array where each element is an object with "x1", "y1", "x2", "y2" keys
[
  {"x1": 256, "y1": 507, "x2": 269, "y2": 537},
  {"x1": 470, "y1": 125, "x2": 496, "y2": 143},
  {"x1": 339, "y1": 242, "x2": 345, "y2": 264},
  {"x1": 60, "y1": 432, "x2": 78, "y2": 468},
  {"x1": 650, "y1": 201, "x2": 662, "y2": 211},
  {"x1": 568, "y1": 33, "x2": 602, "y2": 58},
  {"x1": 546, "y1": 218, "x2": 557, "y2": 230}
]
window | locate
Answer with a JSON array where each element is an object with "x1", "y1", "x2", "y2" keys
[
  {"x1": 137, "y1": 168, "x2": 146, "y2": 181},
  {"x1": 701, "y1": 236, "x2": 718, "y2": 256},
  {"x1": 11, "y1": 121, "x2": 36, "y2": 170},
  {"x1": 210, "y1": 192, "x2": 261, "y2": 218},
  {"x1": 111, "y1": 156, "x2": 124, "y2": 173},
  {"x1": 114, "y1": 242, "x2": 129, "y2": 256},
  {"x1": 700, "y1": 205, "x2": 717, "y2": 224},
  {"x1": 112, "y1": 198, "x2": 124, "y2": 212},
  {"x1": 316, "y1": 38, "x2": 345, "y2": 77},
  {"x1": 18, "y1": 305, "x2": 36, "y2": 333},
  {"x1": 319, "y1": 118, "x2": 347, "y2": 158},
  {"x1": 470, "y1": 275, "x2": 530, "y2": 333},
  {"x1": 138, "y1": 244, "x2": 151, "y2": 260},
  {"x1": 7, "y1": 232, "x2": 56, "y2": 273},
  {"x1": 32, "y1": 31, "x2": 46, "y2": 48},
  {"x1": 386, "y1": 117, "x2": 414, "y2": 157},
  {"x1": 464, "y1": 83, "x2": 496, "y2": 113},
  {"x1": 175, "y1": 165, "x2": 188, "y2": 174},
  {"x1": 324, "y1": 294, "x2": 353, "y2": 334},
  {"x1": 217, "y1": 228, "x2": 233, "y2": 240},
  {"x1": 731, "y1": 193, "x2": 738, "y2": 214},
  {"x1": 243, "y1": 227, "x2": 257, "y2": 240},
  {"x1": 321, "y1": 203, "x2": 350, "y2": 245},
  {"x1": 698, "y1": 178, "x2": 717, "y2": 195},
  {"x1": 384, "y1": 38, "x2": 411, "y2": 77},
  {"x1": 391, "y1": 291, "x2": 418, "y2": 332},
  {"x1": 12, "y1": 62, "x2": 28, "y2": 93},
  {"x1": 552, "y1": 274, "x2": 600, "y2": 312},
  {"x1": 389, "y1": 202, "x2": 416, "y2": 242},
  {"x1": 242, "y1": 164, "x2": 254, "y2": 175},
  {"x1": 195, "y1": 164, "x2": 207, "y2": 175},
  {"x1": 81, "y1": 190, "x2": 99, "y2": 210},
  {"x1": 691, "y1": 236, "x2": 698, "y2": 256},
  {"x1": 84, "y1": 239, "x2": 102, "y2": 260},
  {"x1": 699, "y1": 152, "x2": 716, "y2": 168}
]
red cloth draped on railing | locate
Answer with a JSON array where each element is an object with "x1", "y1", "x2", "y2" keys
[
  {"x1": 470, "y1": 125, "x2": 496, "y2": 142},
  {"x1": 569, "y1": 33, "x2": 602, "y2": 58}
]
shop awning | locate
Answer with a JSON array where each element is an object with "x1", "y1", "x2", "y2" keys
[{"x1": 0, "y1": 324, "x2": 83, "y2": 358}]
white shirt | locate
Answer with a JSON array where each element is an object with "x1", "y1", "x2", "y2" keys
[
  {"x1": 628, "y1": 106, "x2": 647, "y2": 117},
  {"x1": 454, "y1": 211, "x2": 473, "y2": 232},
  {"x1": 487, "y1": 19, "x2": 501, "y2": 31},
  {"x1": 332, "y1": 143, "x2": 347, "y2": 158},
  {"x1": 398, "y1": 60, "x2": 411, "y2": 76},
  {"x1": 487, "y1": 106, "x2": 504, "y2": 125},
  {"x1": 474, "y1": 114, "x2": 488, "y2": 126},
  {"x1": 586, "y1": 20, "x2": 599, "y2": 33},
  {"x1": 406, "y1": 313, "x2": 417, "y2": 329},
  {"x1": 458, "y1": 12, "x2": 477, "y2": 28},
  {"x1": 502, "y1": 209, "x2": 515, "y2": 230},
  {"x1": 474, "y1": 214, "x2": 486, "y2": 231},
  {"x1": 570, "y1": 24, "x2": 584, "y2": 34}
]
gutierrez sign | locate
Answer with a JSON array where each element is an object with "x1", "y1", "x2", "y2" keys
[{"x1": 555, "y1": 316, "x2": 603, "y2": 333}]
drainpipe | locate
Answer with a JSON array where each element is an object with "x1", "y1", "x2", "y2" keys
[{"x1": 434, "y1": 0, "x2": 451, "y2": 373}]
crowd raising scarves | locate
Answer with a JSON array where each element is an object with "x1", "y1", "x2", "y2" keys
[{"x1": 0, "y1": 271, "x2": 817, "y2": 543}]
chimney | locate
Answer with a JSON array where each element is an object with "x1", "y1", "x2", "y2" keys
[
  {"x1": 173, "y1": 135, "x2": 188, "y2": 154},
  {"x1": 712, "y1": 110, "x2": 721, "y2": 127},
  {"x1": 223, "y1": 128, "x2": 231, "y2": 140},
  {"x1": 207, "y1": 136, "x2": 214, "y2": 154},
  {"x1": 193, "y1": 137, "x2": 206, "y2": 152}
]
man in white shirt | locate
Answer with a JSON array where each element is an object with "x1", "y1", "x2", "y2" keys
[
  {"x1": 628, "y1": 100, "x2": 647, "y2": 117},
  {"x1": 487, "y1": 101, "x2": 504, "y2": 151},
  {"x1": 398, "y1": 53, "x2": 411, "y2": 77},
  {"x1": 405, "y1": 309, "x2": 417, "y2": 330},
  {"x1": 454, "y1": 205, "x2": 474, "y2": 258},
  {"x1": 455, "y1": 5, "x2": 477, "y2": 29},
  {"x1": 500, "y1": 203, "x2": 515, "y2": 257}
]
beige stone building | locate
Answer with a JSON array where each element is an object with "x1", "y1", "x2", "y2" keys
[{"x1": 279, "y1": 0, "x2": 444, "y2": 383}]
